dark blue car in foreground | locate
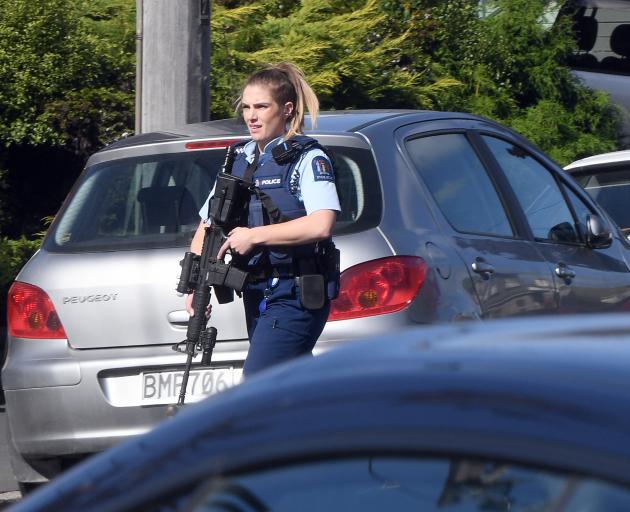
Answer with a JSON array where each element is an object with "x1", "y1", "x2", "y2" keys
[{"x1": 11, "y1": 313, "x2": 630, "y2": 511}]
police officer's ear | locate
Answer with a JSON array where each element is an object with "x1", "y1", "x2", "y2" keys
[{"x1": 283, "y1": 102, "x2": 294, "y2": 119}]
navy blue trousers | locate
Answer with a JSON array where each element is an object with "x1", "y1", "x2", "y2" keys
[{"x1": 242, "y1": 277, "x2": 330, "y2": 376}]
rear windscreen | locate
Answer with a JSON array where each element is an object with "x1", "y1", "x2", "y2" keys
[
  {"x1": 564, "y1": 3, "x2": 630, "y2": 75},
  {"x1": 44, "y1": 145, "x2": 381, "y2": 253}
]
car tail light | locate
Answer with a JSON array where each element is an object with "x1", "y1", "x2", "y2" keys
[
  {"x1": 7, "y1": 282, "x2": 67, "y2": 339},
  {"x1": 185, "y1": 139, "x2": 242, "y2": 150},
  {"x1": 329, "y1": 256, "x2": 428, "y2": 321}
]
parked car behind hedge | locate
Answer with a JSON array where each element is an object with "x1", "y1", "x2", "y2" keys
[{"x1": 562, "y1": 0, "x2": 630, "y2": 148}]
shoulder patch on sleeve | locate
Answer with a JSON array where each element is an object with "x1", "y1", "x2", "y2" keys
[{"x1": 311, "y1": 156, "x2": 334, "y2": 182}]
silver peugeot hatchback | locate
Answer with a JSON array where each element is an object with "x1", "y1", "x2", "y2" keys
[{"x1": 6, "y1": 110, "x2": 630, "y2": 490}]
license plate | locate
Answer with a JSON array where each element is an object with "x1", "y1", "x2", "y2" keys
[{"x1": 141, "y1": 367, "x2": 241, "y2": 405}]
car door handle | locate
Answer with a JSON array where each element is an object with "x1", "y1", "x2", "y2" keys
[
  {"x1": 167, "y1": 310, "x2": 190, "y2": 328},
  {"x1": 471, "y1": 259, "x2": 495, "y2": 275},
  {"x1": 555, "y1": 264, "x2": 576, "y2": 279}
]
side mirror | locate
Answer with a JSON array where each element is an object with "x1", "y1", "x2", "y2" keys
[{"x1": 586, "y1": 214, "x2": 612, "y2": 249}]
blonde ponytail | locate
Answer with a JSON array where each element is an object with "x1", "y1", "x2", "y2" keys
[{"x1": 275, "y1": 62, "x2": 319, "y2": 138}]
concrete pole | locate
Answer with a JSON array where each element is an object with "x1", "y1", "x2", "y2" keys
[
  {"x1": 137, "y1": 0, "x2": 211, "y2": 134},
  {"x1": 135, "y1": 0, "x2": 143, "y2": 134}
]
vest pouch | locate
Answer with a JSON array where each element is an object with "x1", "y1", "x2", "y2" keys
[
  {"x1": 209, "y1": 173, "x2": 248, "y2": 226},
  {"x1": 295, "y1": 274, "x2": 326, "y2": 310}
]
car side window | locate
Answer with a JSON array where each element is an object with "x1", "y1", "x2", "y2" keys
[
  {"x1": 406, "y1": 133, "x2": 514, "y2": 237},
  {"x1": 328, "y1": 146, "x2": 382, "y2": 236},
  {"x1": 483, "y1": 136, "x2": 580, "y2": 244},
  {"x1": 175, "y1": 456, "x2": 630, "y2": 512}
]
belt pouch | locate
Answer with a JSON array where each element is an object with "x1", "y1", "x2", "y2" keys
[{"x1": 295, "y1": 275, "x2": 326, "y2": 310}]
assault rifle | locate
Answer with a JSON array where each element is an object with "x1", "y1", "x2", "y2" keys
[{"x1": 168, "y1": 146, "x2": 250, "y2": 413}]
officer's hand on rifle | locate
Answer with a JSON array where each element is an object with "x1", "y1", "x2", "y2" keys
[
  {"x1": 218, "y1": 227, "x2": 256, "y2": 260},
  {"x1": 185, "y1": 294, "x2": 212, "y2": 318}
]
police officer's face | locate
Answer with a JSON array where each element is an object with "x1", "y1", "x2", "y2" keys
[{"x1": 242, "y1": 84, "x2": 293, "y2": 150}]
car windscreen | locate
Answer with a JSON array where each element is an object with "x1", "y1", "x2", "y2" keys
[
  {"x1": 44, "y1": 145, "x2": 381, "y2": 253},
  {"x1": 574, "y1": 167, "x2": 630, "y2": 234}
]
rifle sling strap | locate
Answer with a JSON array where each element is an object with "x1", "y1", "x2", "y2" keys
[
  {"x1": 254, "y1": 188, "x2": 292, "y2": 224},
  {"x1": 243, "y1": 146, "x2": 260, "y2": 184},
  {"x1": 242, "y1": 145, "x2": 291, "y2": 224}
]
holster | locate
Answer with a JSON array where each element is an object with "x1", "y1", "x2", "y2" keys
[
  {"x1": 317, "y1": 240, "x2": 340, "y2": 300},
  {"x1": 293, "y1": 240, "x2": 340, "y2": 309}
]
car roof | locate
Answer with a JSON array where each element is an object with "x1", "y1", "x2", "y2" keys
[
  {"x1": 565, "y1": 149, "x2": 630, "y2": 170},
  {"x1": 101, "y1": 109, "x2": 479, "y2": 152},
  {"x1": 17, "y1": 314, "x2": 630, "y2": 511}
]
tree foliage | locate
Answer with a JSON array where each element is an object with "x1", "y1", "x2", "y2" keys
[
  {"x1": 0, "y1": 0, "x2": 134, "y2": 237},
  {"x1": 422, "y1": 0, "x2": 620, "y2": 162},
  {"x1": 0, "y1": 0, "x2": 134, "y2": 148},
  {"x1": 210, "y1": 0, "x2": 462, "y2": 118},
  {"x1": 211, "y1": 0, "x2": 620, "y2": 163}
]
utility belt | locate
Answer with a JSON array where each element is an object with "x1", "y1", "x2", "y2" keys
[
  {"x1": 247, "y1": 264, "x2": 298, "y2": 282},
  {"x1": 247, "y1": 242, "x2": 340, "y2": 310}
]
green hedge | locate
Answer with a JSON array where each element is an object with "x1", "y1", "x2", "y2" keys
[{"x1": 0, "y1": 236, "x2": 41, "y2": 326}]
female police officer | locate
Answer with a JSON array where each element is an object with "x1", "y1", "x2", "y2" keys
[{"x1": 186, "y1": 62, "x2": 340, "y2": 376}]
